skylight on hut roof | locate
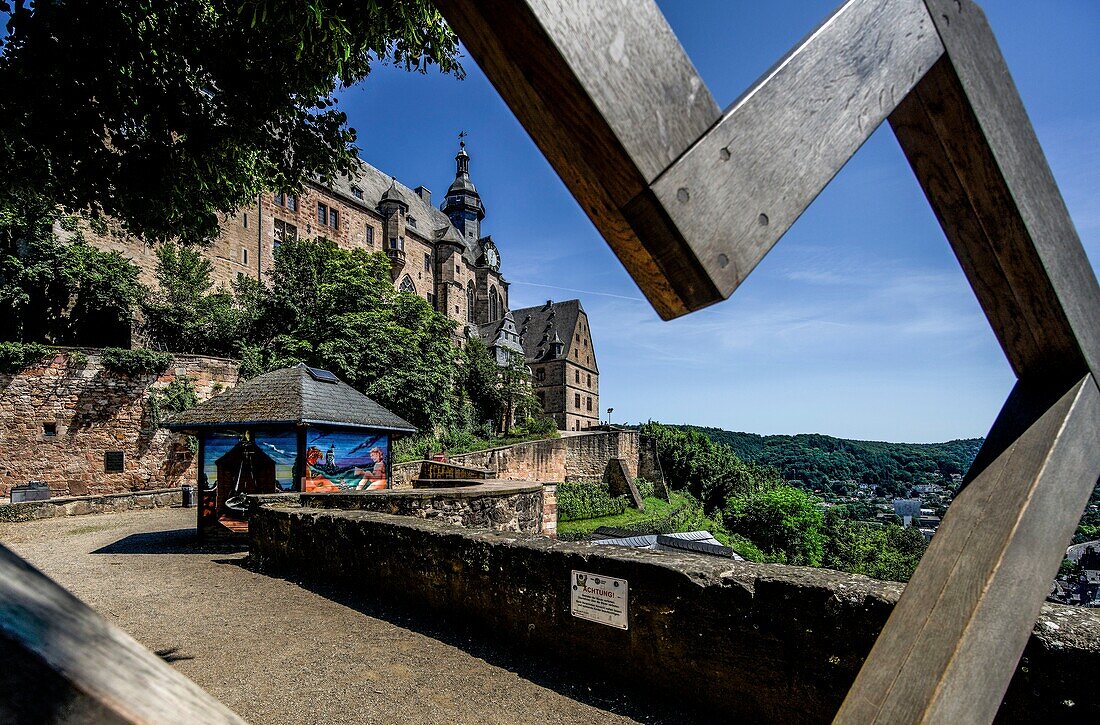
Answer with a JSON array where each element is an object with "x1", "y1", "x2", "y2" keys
[{"x1": 306, "y1": 367, "x2": 339, "y2": 384}]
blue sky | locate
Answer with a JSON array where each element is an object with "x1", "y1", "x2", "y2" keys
[{"x1": 341, "y1": 1, "x2": 1098, "y2": 443}]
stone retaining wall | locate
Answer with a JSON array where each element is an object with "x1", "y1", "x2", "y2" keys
[
  {"x1": 250, "y1": 506, "x2": 1100, "y2": 723},
  {"x1": 391, "y1": 431, "x2": 642, "y2": 489},
  {"x1": 298, "y1": 483, "x2": 544, "y2": 534},
  {"x1": 0, "y1": 349, "x2": 239, "y2": 497},
  {"x1": 0, "y1": 488, "x2": 184, "y2": 523}
]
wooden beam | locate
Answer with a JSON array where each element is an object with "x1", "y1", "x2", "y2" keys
[
  {"x1": 834, "y1": 374, "x2": 1100, "y2": 723},
  {"x1": 889, "y1": 0, "x2": 1100, "y2": 385},
  {"x1": 0, "y1": 544, "x2": 244, "y2": 724},
  {"x1": 433, "y1": 0, "x2": 722, "y2": 319},
  {"x1": 650, "y1": 0, "x2": 944, "y2": 298}
]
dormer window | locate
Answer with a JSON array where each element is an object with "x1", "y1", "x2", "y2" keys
[
  {"x1": 352, "y1": 187, "x2": 364, "y2": 200},
  {"x1": 407, "y1": 216, "x2": 417, "y2": 228}
]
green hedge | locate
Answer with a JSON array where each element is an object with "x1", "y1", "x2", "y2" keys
[
  {"x1": 557, "y1": 482, "x2": 627, "y2": 522},
  {"x1": 101, "y1": 347, "x2": 172, "y2": 377},
  {"x1": 0, "y1": 341, "x2": 57, "y2": 374}
]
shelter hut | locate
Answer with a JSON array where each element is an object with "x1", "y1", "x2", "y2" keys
[{"x1": 164, "y1": 364, "x2": 416, "y2": 536}]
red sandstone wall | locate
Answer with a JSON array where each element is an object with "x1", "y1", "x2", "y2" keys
[
  {"x1": 391, "y1": 431, "x2": 640, "y2": 489},
  {"x1": 0, "y1": 351, "x2": 239, "y2": 497}
]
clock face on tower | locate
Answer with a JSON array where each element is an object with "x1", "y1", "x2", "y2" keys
[{"x1": 486, "y1": 246, "x2": 500, "y2": 269}]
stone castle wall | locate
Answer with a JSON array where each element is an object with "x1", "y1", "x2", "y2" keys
[
  {"x1": 250, "y1": 506, "x2": 1100, "y2": 722},
  {"x1": 391, "y1": 430, "x2": 642, "y2": 489},
  {"x1": 0, "y1": 350, "x2": 239, "y2": 498}
]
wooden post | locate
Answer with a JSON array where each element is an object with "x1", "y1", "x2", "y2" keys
[
  {"x1": 0, "y1": 544, "x2": 244, "y2": 724},
  {"x1": 435, "y1": 1, "x2": 1100, "y2": 722}
]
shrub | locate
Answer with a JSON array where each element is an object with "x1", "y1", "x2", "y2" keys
[
  {"x1": 146, "y1": 375, "x2": 198, "y2": 426},
  {"x1": 66, "y1": 349, "x2": 89, "y2": 367},
  {"x1": 635, "y1": 479, "x2": 655, "y2": 499},
  {"x1": 0, "y1": 341, "x2": 57, "y2": 374},
  {"x1": 557, "y1": 482, "x2": 628, "y2": 522},
  {"x1": 101, "y1": 347, "x2": 172, "y2": 377}
]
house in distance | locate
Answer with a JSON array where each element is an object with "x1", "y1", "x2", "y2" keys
[{"x1": 164, "y1": 363, "x2": 415, "y2": 537}]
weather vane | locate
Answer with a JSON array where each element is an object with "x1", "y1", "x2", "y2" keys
[{"x1": 458, "y1": 129, "x2": 468, "y2": 148}]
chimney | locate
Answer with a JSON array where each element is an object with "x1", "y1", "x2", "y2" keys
[{"x1": 414, "y1": 186, "x2": 431, "y2": 206}]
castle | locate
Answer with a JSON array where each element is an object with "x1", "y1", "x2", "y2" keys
[{"x1": 86, "y1": 143, "x2": 600, "y2": 431}]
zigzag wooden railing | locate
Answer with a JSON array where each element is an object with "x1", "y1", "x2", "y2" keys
[{"x1": 434, "y1": 0, "x2": 1100, "y2": 721}]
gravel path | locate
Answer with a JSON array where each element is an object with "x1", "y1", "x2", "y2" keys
[{"x1": 0, "y1": 508, "x2": 666, "y2": 725}]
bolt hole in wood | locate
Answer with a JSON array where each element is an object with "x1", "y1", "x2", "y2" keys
[
  {"x1": 717, "y1": 254, "x2": 729, "y2": 269},
  {"x1": 676, "y1": 187, "x2": 689, "y2": 203},
  {"x1": 758, "y1": 213, "x2": 769, "y2": 227}
]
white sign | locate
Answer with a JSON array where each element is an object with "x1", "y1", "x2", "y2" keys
[{"x1": 570, "y1": 570, "x2": 628, "y2": 630}]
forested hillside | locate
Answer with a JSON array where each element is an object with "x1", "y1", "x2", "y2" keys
[{"x1": 660, "y1": 426, "x2": 982, "y2": 497}]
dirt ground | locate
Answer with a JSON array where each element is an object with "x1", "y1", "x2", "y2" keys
[{"x1": 0, "y1": 508, "x2": 677, "y2": 725}]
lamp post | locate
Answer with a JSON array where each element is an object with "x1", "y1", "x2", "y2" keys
[{"x1": 606, "y1": 407, "x2": 614, "y2": 426}]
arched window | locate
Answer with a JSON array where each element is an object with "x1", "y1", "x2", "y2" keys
[
  {"x1": 489, "y1": 286, "x2": 501, "y2": 321},
  {"x1": 399, "y1": 275, "x2": 415, "y2": 294},
  {"x1": 467, "y1": 280, "x2": 475, "y2": 322}
]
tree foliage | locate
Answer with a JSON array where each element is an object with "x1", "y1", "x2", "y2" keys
[
  {"x1": 232, "y1": 237, "x2": 462, "y2": 430},
  {"x1": 0, "y1": 0, "x2": 462, "y2": 243},
  {"x1": 0, "y1": 194, "x2": 145, "y2": 345},
  {"x1": 821, "y1": 509, "x2": 928, "y2": 582},
  {"x1": 639, "y1": 422, "x2": 781, "y2": 511},
  {"x1": 673, "y1": 425, "x2": 982, "y2": 496},
  {"x1": 723, "y1": 485, "x2": 826, "y2": 566}
]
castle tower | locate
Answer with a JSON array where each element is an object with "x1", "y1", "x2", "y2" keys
[{"x1": 441, "y1": 141, "x2": 485, "y2": 243}]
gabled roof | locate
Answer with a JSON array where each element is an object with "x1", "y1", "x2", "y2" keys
[
  {"x1": 325, "y1": 158, "x2": 459, "y2": 246},
  {"x1": 163, "y1": 364, "x2": 417, "y2": 433},
  {"x1": 511, "y1": 299, "x2": 587, "y2": 366}
]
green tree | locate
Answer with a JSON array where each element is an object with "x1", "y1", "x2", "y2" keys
[
  {"x1": 0, "y1": 0, "x2": 462, "y2": 244},
  {"x1": 723, "y1": 485, "x2": 826, "y2": 566},
  {"x1": 0, "y1": 194, "x2": 145, "y2": 345},
  {"x1": 142, "y1": 243, "x2": 245, "y2": 355},
  {"x1": 240, "y1": 237, "x2": 461, "y2": 430}
]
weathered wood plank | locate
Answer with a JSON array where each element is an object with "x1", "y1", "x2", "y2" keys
[
  {"x1": 835, "y1": 374, "x2": 1100, "y2": 723},
  {"x1": 0, "y1": 544, "x2": 244, "y2": 724},
  {"x1": 889, "y1": 0, "x2": 1100, "y2": 385},
  {"x1": 650, "y1": 0, "x2": 944, "y2": 297},
  {"x1": 433, "y1": 0, "x2": 722, "y2": 319}
]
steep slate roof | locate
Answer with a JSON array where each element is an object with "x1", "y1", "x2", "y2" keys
[
  {"x1": 164, "y1": 364, "x2": 416, "y2": 433},
  {"x1": 512, "y1": 299, "x2": 589, "y2": 366},
  {"x1": 325, "y1": 159, "x2": 464, "y2": 249}
]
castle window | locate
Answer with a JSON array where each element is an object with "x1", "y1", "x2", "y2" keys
[
  {"x1": 317, "y1": 203, "x2": 328, "y2": 225},
  {"x1": 574, "y1": 393, "x2": 581, "y2": 409},
  {"x1": 365, "y1": 226, "x2": 374, "y2": 246},
  {"x1": 287, "y1": 195, "x2": 297, "y2": 212},
  {"x1": 274, "y1": 219, "x2": 297, "y2": 246},
  {"x1": 399, "y1": 275, "x2": 415, "y2": 294},
  {"x1": 352, "y1": 187, "x2": 364, "y2": 200},
  {"x1": 329, "y1": 209, "x2": 339, "y2": 230},
  {"x1": 43, "y1": 422, "x2": 57, "y2": 437},
  {"x1": 586, "y1": 397, "x2": 592, "y2": 412},
  {"x1": 424, "y1": 253, "x2": 431, "y2": 272},
  {"x1": 104, "y1": 451, "x2": 124, "y2": 473},
  {"x1": 575, "y1": 369, "x2": 580, "y2": 384},
  {"x1": 243, "y1": 213, "x2": 248, "y2": 229},
  {"x1": 241, "y1": 248, "x2": 249, "y2": 265},
  {"x1": 407, "y1": 216, "x2": 417, "y2": 228},
  {"x1": 536, "y1": 368, "x2": 545, "y2": 382},
  {"x1": 489, "y1": 286, "x2": 501, "y2": 321},
  {"x1": 587, "y1": 374, "x2": 592, "y2": 387},
  {"x1": 274, "y1": 193, "x2": 285, "y2": 206},
  {"x1": 466, "y1": 281, "x2": 475, "y2": 322}
]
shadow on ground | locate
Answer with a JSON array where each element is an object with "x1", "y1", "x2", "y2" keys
[
  {"x1": 93, "y1": 528, "x2": 248, "y2": 555},
  {"x1": 226, "y1": 557, "x2": 722, "y2": 725}
]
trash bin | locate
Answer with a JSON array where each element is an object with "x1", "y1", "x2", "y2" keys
[{"x1": 181, "y1": 484, "x2": 194, "y2": 508}]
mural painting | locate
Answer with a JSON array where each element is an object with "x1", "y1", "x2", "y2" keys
[
  {"x1": 199, "y1": 430, "x2": 297, "y2": 529},
  {"x1": 303, "y1": 429, "x2": 389, "y2": 492}
]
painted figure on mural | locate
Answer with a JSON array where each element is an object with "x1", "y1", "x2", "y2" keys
[{"x1": 303, "y1": 431, "x2": 390, "y2": 493}]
